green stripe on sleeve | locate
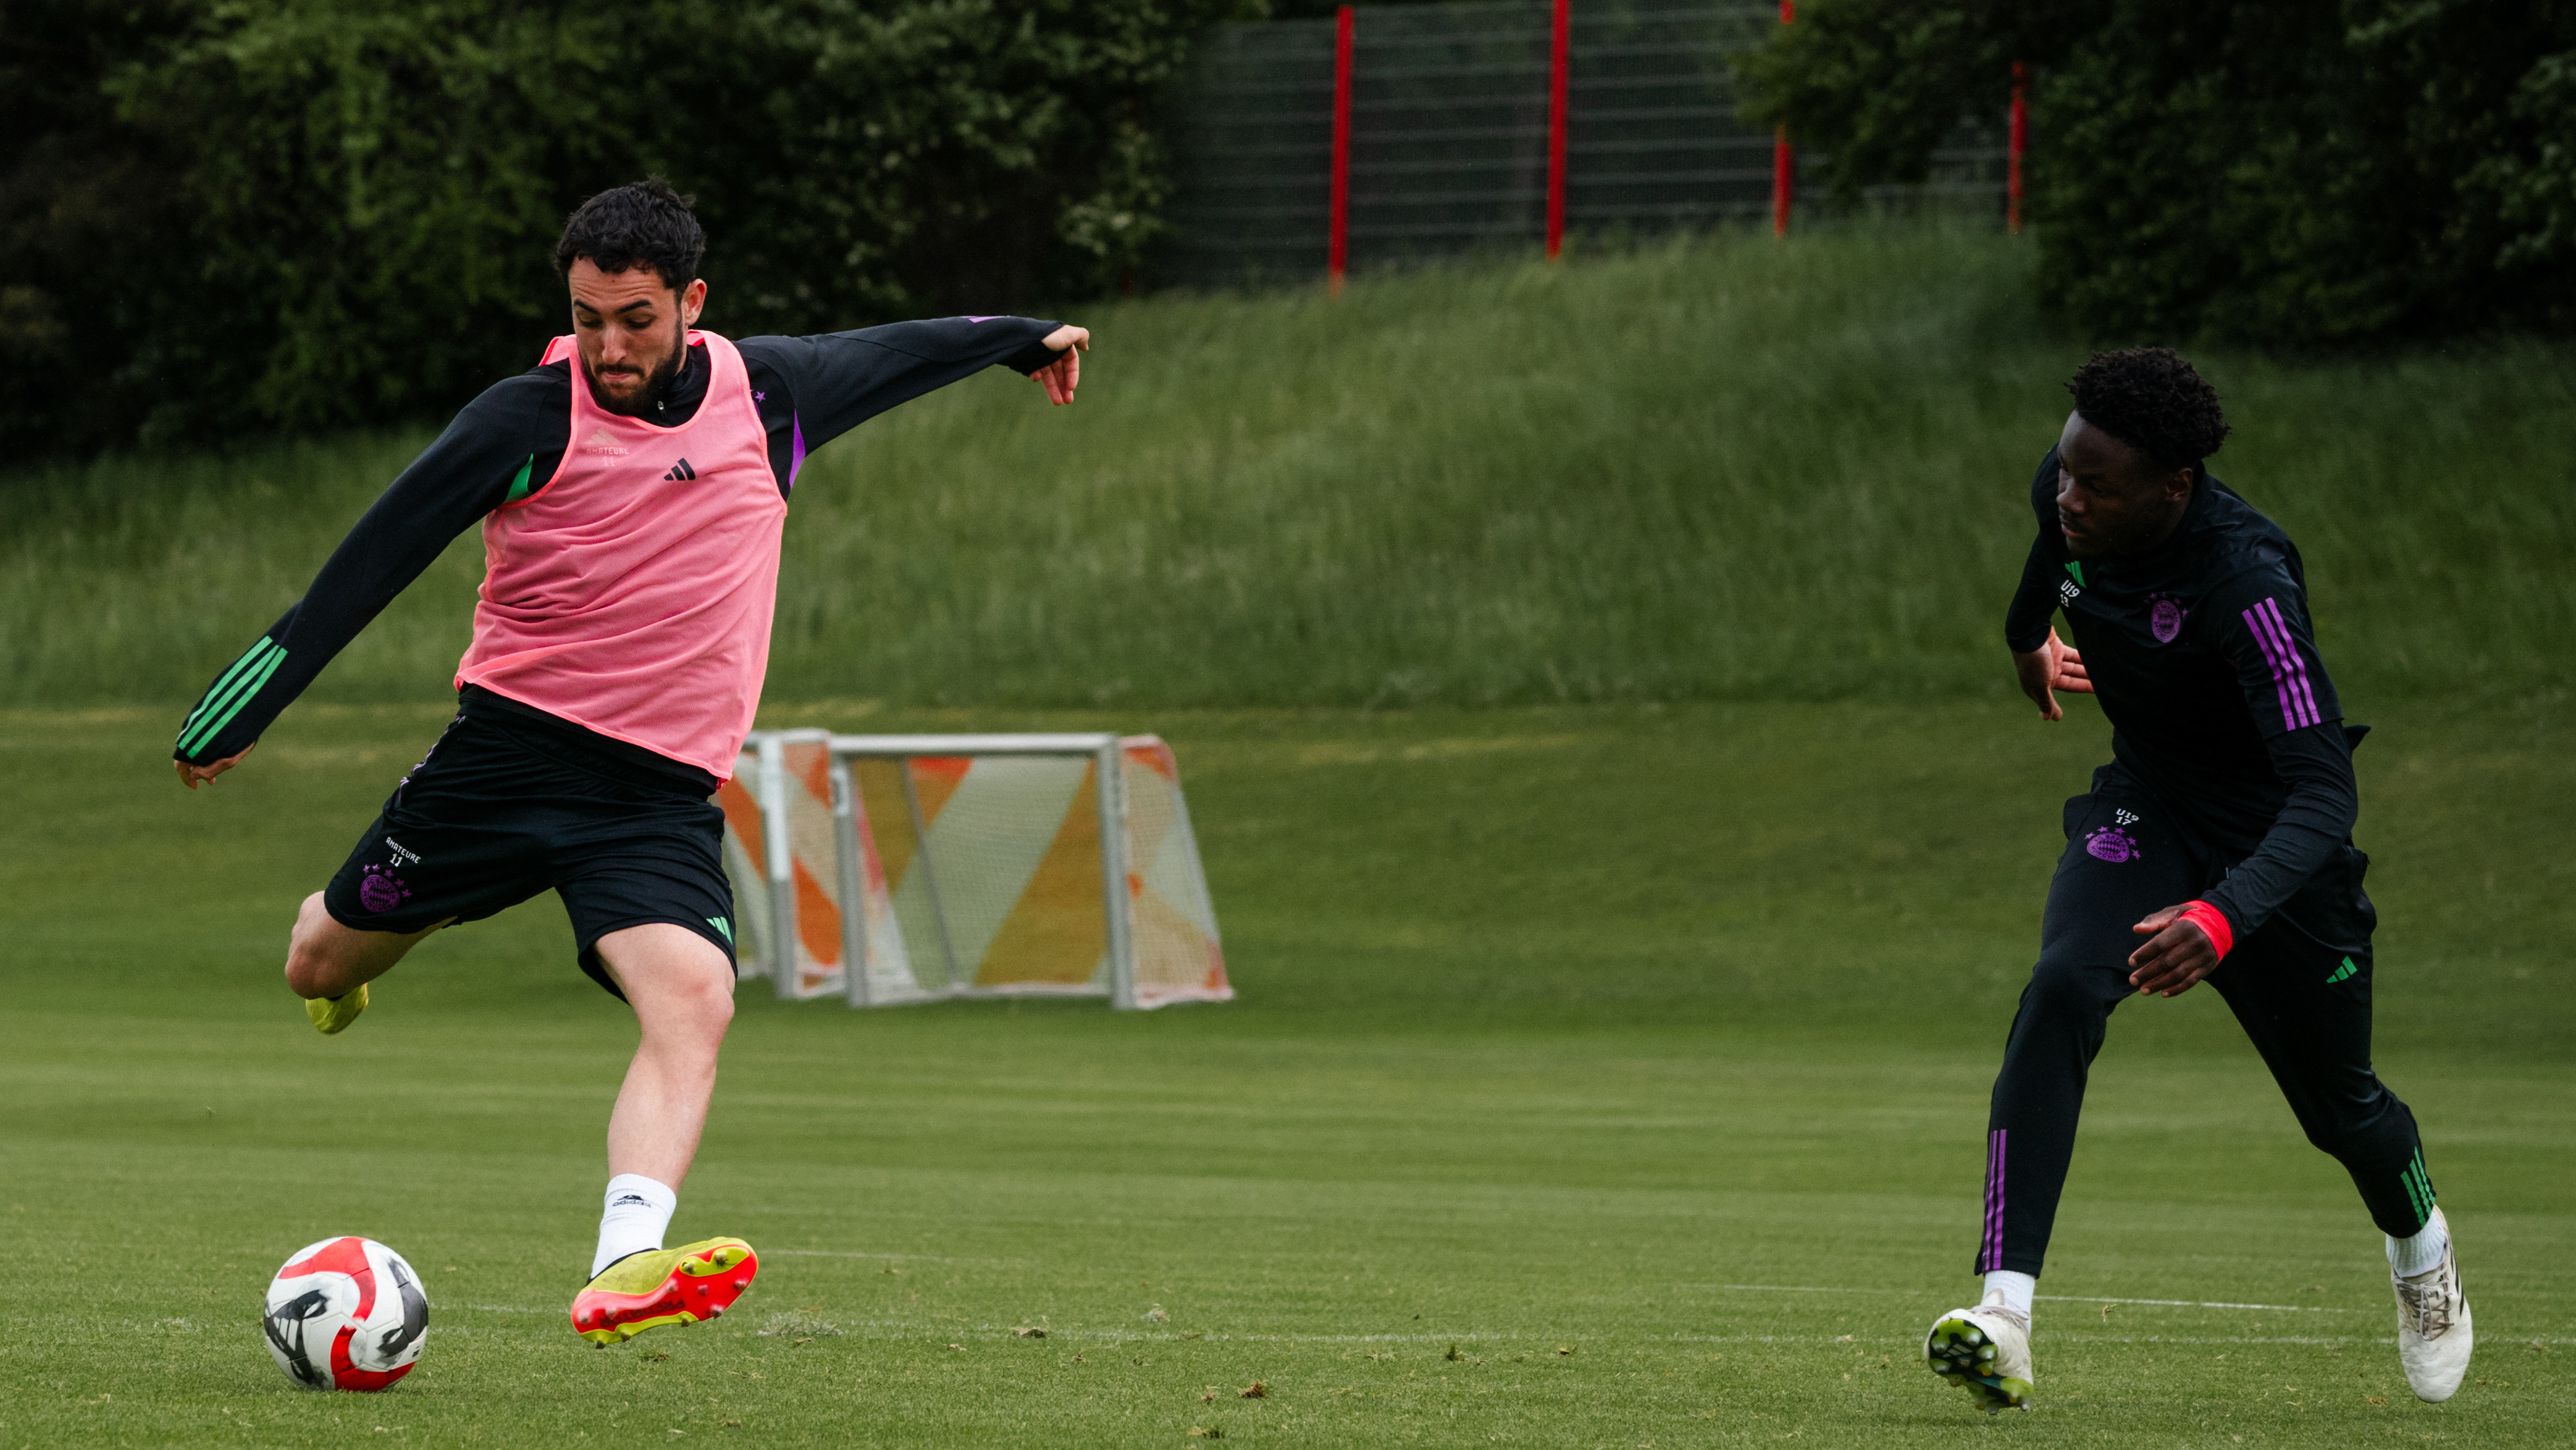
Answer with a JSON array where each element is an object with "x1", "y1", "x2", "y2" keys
[
  {"x1": 503, "y1": 454, "x2": 537, "y2": 504},
  {"x1": 190, "y1": 647, "x2": 288, "y2": 753},
  {"x1": 179, "y1": 642, "x2": 287, "y2": 756},
  {"x1": 177, "y1": 638, "x2": 279, "y2": 751},
  {"x1": 177, "y1": 637, "x2": 279, "y2": 743}
]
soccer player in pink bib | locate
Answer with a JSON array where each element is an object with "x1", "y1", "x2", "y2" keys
[{"x1": 172, "y1": 179, "x2": 1088, "y2": 1345}]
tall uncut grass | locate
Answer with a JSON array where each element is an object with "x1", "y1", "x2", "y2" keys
[{"x1": 6, "y1": 227, "x2": 2569, "y2": 710}]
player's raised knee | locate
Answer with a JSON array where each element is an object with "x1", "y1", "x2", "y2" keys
[{"x1": 283, "y1": 893, "x2": 348, "y2": 998}]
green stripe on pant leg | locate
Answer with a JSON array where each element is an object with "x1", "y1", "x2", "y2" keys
[{"x1": 2400, "y1": 1154, "x2": 2435, "y2": 1226}]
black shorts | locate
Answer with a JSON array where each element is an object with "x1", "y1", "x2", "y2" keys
[{"x1": 323, "y1": 695, "x2": 737, "y2": 998}]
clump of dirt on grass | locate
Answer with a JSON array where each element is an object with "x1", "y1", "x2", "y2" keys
[{"x1": 756, "y1": 1308, "x2": 843, "y2": 1338}]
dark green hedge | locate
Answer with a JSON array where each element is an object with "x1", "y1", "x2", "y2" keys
[
  {"x1": 2, "y1": 0, "x2": 1251, "y2": 457},
  {"x1": 1733, "y1": 0, "x2": 2576, "y2": 347}
]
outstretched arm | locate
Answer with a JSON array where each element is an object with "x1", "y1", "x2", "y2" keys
[
  {"x1": 174, "y1": 373, "x2": 554, "y2": 785},
  {"x1": 735, "y1": 316, "x2": 1085, "y2": 485}
]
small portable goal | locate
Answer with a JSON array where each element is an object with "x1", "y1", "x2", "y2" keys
[{"x1": 713, "y1": 731, "x2": 1231, "y2": 1010}]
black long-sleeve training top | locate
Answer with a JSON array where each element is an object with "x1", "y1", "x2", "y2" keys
[
  {"x1": 2003, "y1": 448, "x2": 2364, "y2": 942},
  {"x1": 173, "y1": 317, "x2": 1064, "y2": 775}
]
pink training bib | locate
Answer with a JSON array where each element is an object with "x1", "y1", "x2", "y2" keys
[{"x1": 455, "y1": 330, "x2": 783, "y2": 781}]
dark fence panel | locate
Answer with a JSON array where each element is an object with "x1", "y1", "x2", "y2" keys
[
  {"x1": 1153, "y1": 1, "x2": 2007, "y2": 289},
  {"x1": 1158, "y1": 17, "x2": 1343, "y2": 289}
]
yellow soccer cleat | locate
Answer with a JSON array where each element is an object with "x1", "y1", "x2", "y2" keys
[
  {"x1": 305, "y1": 985, "x2": 367, "y2": 1035},
  {"x1": 571, "y1": 1237, "x2": 759, "y2": 1346}
]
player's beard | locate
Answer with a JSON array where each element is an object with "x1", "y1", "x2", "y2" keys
[{"x1": 582, "y1": 316, "x2": 687, "y2": 418}]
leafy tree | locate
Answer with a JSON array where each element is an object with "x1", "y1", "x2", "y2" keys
[
  {"x1": 3, "y1": 0, "x2": 1252, "y2": 455},
  {"x1": 0, "y1": 2, "x2": 196, "y2": 455},
  {"x1": 1734, "y1": 0, "x2": 2576, "y2": 346}
]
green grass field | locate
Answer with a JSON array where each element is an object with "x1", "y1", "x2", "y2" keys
[
  {"x1": 2, "y1": 693, "x2": 2568, "y2": 1447},
  {"x1": 3, "y1": 230, "x2": 2569, "y2": 1444}
]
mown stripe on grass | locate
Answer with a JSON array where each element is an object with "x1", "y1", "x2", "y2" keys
[{"x1": 1674, "y1": 1283, "x2": 2350, "y2": 1312}]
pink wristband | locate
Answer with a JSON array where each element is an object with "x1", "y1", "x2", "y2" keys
[{"x1": 2176, "y1": 901, "x2": 2234, "y2": 961}]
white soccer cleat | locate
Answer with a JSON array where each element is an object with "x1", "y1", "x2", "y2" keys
[
  {"x1": 1924, "y1": 1289, "x2": 2033, "y2": 1414},
  {"x1": 2394, "y1": 1207, "x2": 2473, "y2": 1402}
]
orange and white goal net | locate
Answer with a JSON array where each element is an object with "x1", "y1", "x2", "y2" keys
[{"x1": 713, "y1": 731, "x2": 1230, "y2": 1010}]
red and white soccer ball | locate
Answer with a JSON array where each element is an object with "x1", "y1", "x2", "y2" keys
[{"x1": 261, "y1": 1236, "x2": 430, "y2": 1391}]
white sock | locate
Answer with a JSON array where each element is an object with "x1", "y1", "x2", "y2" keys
[
  {"x1": 1982, "y1": 1270, "x2": 2036, "y2": 1318},
  {"x1": 592, "y1": 1174, "x2": 677, "y2": 1278},
  {"x1": 2388, "y1": 1217, "x2": 2449, "y2": 1279}
]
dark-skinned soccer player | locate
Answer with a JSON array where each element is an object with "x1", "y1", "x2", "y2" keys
[
  {"x1": 172, "y1": 179, "x2": 1089, "y2": 1346},
  {"x1": 1921, "y1": 349, "x2": 2471, "y2": 1413}
]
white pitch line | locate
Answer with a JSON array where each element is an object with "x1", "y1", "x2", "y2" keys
[
  {"x1": 767, "y1": 1249, "x2": 995, "y2": 1263},
  {"x1": 2036, "y1": 1294, "x2": 2347, "y2": 1313},
  {"x1": 1677, "y1": 1283, "x2": 1926, "y2": 1296},
  {"x1": 1678, "y1": 1283, "x2": 2347, "y2": 1313},
  {"x1": 433, "y1": 1312, "x2": 2576, "y2": 1350}
]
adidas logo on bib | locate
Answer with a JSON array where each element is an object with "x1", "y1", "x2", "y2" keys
[{"x1": 663, "y1": 458, "x2": 697, "y2": 482}]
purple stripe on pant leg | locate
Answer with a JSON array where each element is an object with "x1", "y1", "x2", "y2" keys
[
  {"x1": 1981, "y1": 1129, "x2": 2007, "y2": 1272},
  {"x1": 1991, "y1": 1130, "x2": 2008, "y2": 1270},
  {"x1": 1979, "y1": 1136, "x2": 1994, "y2": 1271},
  {"x1": 2260, "y1": 599, "x2": 2323, "y2": 726}
]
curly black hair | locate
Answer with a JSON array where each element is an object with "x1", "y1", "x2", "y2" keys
[
  {"x1": 555, "y1": 177, "x2": 705, "y2": 292},
  {"x1": 2066, "y1": 347, "x2": 2230, "y2": 469}
]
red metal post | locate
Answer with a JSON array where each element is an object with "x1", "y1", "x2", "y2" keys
[
  {"x1": 2008, "y1": 61, "x2": 2028, "y2": 235},
  {"x1": 1772, "y1": 130, "x2": 1794, "y2": 237},
  {"x1": 1771, "y1": 1, "x2": 1794, "y2": 237},
  {"x1": 1546, "y1": 0, "x2": 1569, "y2": 260},
  {"x1": 1329, "y1": 6, "x2": 1354, "y2": 295}
]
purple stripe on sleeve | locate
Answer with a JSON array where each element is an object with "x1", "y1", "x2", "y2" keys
[
  {"x1": 788, "y1": 413, "x2": 807, "y2": 494},
  {"x1": 2259, "y1": 598, "x2": 2323, "y2": 727},
  {"x1": 2240, "y1": 604, "x2": 2298, "y2": 727},
  {"x1": 2241, "y1": 599, "x2": 2320, "y2": 730}
]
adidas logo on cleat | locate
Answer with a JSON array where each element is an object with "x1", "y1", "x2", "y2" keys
[{"x1": 662, "y1": 458, "x2": 697, "y2": 482}]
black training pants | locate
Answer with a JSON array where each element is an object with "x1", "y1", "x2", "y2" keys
[{"x1": 1974, "y1": 763, "x2": 2436, "y2": 1277}]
